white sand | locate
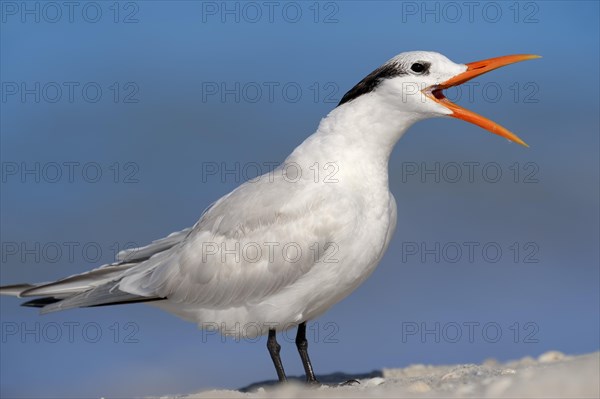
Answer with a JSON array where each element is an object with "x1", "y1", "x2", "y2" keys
[{"x1": 157, "y1": 351, "x2": 599, "y2": 399}]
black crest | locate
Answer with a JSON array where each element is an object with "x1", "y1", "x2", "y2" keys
[{"x1": 337, "y1": 63, "x2": 406, "y2": 107}]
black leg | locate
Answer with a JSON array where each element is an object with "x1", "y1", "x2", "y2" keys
[
  {"x1": 296, "y1": 322, "x2": 318, "y2": 383},
  {"x1": 267, "y1": 329, "x2": 287, "y2": 382}
]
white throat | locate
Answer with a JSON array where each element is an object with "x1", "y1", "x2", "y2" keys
[{"x1": 288, "y1": 93, "x2": 428, "y2": 169}]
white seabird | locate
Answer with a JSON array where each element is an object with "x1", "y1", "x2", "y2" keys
[{"x1": 1, "y1": 51, "x2": 539, "y2": 383}]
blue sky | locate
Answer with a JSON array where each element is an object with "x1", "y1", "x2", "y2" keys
[{"x1": 1, "y1": 1, "x2": 599, "y2": 397}]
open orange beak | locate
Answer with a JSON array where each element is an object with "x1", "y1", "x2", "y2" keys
[{"x1": 423, "y1": 54, "x2": 540, "y2": 147}]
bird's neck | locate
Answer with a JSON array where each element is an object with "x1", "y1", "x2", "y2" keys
[{"x1": 291, "y1": 94, "x2": 425, "y2": 166}]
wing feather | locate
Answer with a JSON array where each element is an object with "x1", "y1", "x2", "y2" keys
[
  {"x1": 117, "y1": 175, "x2": 352, "y2": 309},
  {"x1": 4, "y1": 169, "x2": 356, "y2": 313}
]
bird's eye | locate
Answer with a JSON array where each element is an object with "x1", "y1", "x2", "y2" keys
[{"x1": 410, "y1": 63, "x2": 427, "y2": 74}]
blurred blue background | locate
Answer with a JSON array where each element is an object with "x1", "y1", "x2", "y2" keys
[{"x1": 1, "y1": 1, "x2": 598, "y2": 397}]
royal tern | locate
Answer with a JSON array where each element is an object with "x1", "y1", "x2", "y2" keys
[{"x1": 1, "y1": 51, "x2": 539, "y2": 384}]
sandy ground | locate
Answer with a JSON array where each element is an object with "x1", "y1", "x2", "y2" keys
[{"x1": 157, "y1": 351, "x2": 599, "y2": 398}]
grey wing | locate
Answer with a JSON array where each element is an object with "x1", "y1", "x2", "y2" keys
[
  {"x1": 4, "y1": 173, "x2": 351, "y2": 313},
  {"x1": 115, "y1": 178, "x2": 350, "y2": 308}
]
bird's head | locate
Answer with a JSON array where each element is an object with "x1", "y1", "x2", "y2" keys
[{"x1": 338, "y1": 51, "x2": 540, "y2": 147}]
